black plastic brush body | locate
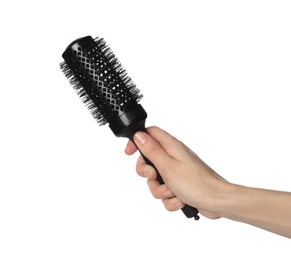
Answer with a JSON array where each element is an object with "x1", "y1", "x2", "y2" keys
[{"x1": 60, "y1": 36, "x2": 199, "y2": 220}]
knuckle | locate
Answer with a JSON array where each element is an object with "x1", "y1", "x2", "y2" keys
[
  {"x1": 163, "y1": 200, "x2": 175, "y2": 212},
  {"x1": 136, "y1": 162, "x2": 156, "y2": 178},
  {"x1": 147, "y1": 167, "x2": 157, "y2": 178},
  {"x1": 147, "y1": 180, "x2": 164, "y2": 199},
  {"x1": 135, "y1": 163, "x2": 143, "y2": 176},
  {"x1": 135, "y1": 157, "x2": 145, "y2": 176},
  {"x1": 163, "y1": 199, "x2": 183, "y2": 212},
  {"x1": 151, "y1": 188, "x2": 160, "y2": 199}
]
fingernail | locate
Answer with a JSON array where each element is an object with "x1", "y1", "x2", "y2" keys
[{"x1": 134, "y1": 132, "x2": 147, "y2": 145}]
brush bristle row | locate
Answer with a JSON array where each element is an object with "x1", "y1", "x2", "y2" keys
[{"x1": 60, "y1": 61, "x2": 111, "y2": 125}]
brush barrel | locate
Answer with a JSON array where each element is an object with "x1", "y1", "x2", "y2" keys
[{"x1": 109, "y1": 105, "x2": 200, "y2": 220}]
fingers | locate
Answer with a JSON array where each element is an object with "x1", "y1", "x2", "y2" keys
[
  {"x1": 125, "y1": 126, "x2": 187, "y2": 161},
  {"x1": 162, "y1": 198, "x2": 185, "y2": 212},
  {"x1": 124, "y1": 140, "x2": 138, "y2": 155},
  {"x1": 133, "y1": 131, "x2": 173, "y2": 175},
  {"x1": 147, "y1": 179, "x2": 185, "y2": 211},
  {"x1": 147, "y1": 179, "x2": 174, "y2": 199},
  {"x1": 125, "y1": 126, "x2": 178, "y2": 156},
  {"x1": 136, "y1": 156, "x2": 181, "y2": 210},
  {"x1": 136, "y1": 156, "x2": 183, "y2": 211},
  {"x1": 136, "y1": 156, "x2": 157, "y2": 180},
  {"x1": 127, "y1": 126, "x2": 188, "y2": 213}
]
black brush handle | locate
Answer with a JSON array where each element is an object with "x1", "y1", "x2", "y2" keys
[{"x1": 127, "y1": 126, "x2": 200, "y2": 220}]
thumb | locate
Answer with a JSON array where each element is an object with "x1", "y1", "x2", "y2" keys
[{"x1": 133, "y1": 131, "x2": 172, "y2": 175}]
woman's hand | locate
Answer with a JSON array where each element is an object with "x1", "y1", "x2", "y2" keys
[{"x1": 125, "y1": 126, "x2": 229, "y2": 219}]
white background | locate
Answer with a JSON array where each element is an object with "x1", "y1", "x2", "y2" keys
[{"x1": 0, "y1": 0, "x2": 290, "y2": 259}]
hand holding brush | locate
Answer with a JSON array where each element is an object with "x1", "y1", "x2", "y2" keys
[{"x1": 60, "y1": 36, "x2": 200, "y2": 220}]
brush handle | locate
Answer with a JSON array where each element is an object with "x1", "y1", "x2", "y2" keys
[{"x1": 127, "y1": 126, "x2": 200, "y2": 220}]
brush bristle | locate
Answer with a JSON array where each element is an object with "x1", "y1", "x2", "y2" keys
[{"x1": 60, "y1": 36, "x2": 143, "y2": 125}]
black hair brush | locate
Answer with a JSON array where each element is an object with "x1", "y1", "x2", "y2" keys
[{"x1": 60, "y1": 36, "x2": 199, "y2": 220}]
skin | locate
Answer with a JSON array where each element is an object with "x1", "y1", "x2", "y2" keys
[{"x1": 125, "y1": 126, "x2": 291, "y2": 239}]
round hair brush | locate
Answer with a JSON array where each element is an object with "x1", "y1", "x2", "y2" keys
[{"x1": 60, "y1": 36, "x2": 200, "y2": 220}]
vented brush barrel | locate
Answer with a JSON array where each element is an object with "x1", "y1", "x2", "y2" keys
[
  {"x1": 61, "y1": 36, "x2": 200, "y2": 220},
  {"x1": 62, "y1": 36, "x2": 148, "y2": 138},
  {"x1": 62, "y1": 36, "x2": 144, "y2": 126}
]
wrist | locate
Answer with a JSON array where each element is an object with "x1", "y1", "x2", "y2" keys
[
  {"x1": 210, "y1": 181, "x2": 241, "y2": 218},
  {"x1": 215, "y1": 182, "x2": 254, "y2": 220}
]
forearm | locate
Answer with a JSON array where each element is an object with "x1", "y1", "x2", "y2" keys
[{"x1": 218, "y1": 183, "x2": 291, "y2": 238}]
